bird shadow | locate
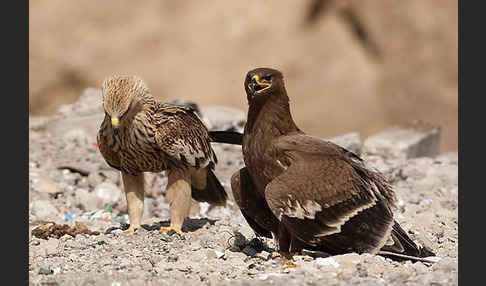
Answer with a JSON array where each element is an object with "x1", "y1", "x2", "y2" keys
[
  {"x1": 105, "y1": 217, "x2": 219, "y2": 234},
  {"x1": 141, "y1": 217, "x2": 219, "y2": 233},
  {"x1": 226, "y1": 230, "x2": 276, "y2": 257},
  {"x1": 225, "y1": 230, "x2": 332, "y2": 259}
]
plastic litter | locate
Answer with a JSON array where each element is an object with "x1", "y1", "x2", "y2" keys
[{"x1": 63, "y1": 205, "x2": 129, "y2": 224}]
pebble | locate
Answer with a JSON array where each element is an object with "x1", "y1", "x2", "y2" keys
[
  {"x1": 38, "y1": 268, "x2": 53, "y2": 275},
  {"x1": 30, "y1": 200, "x2": 59, "y2": 220},
  {"x1": 32, "y1": 177, "x2": 62, "y2": 194},
  {"x1": 88, "y1": 172, "x2": 104, "y2": 188},
  {"x1": 43, "y1": 238, "x2": 60, "y2": 255},
  {"x1": 131, "y1": 249, "x2": 143, "y2": 257},
  {"x1": 29, "y1": 93, "x2": 458, "y2": 286},
  {"x1": 256, "y1": 251, "x2": 271, "y2": 261},
  {"x1": 75, "y1": 188, "x2": 103, "y2": 210},
  {"x1": 242, "y1": 246, "x2": 258, "y2": 257},
  {"x1": 93, "y1": 182, "x2": 121, "y2": 206},
  {"x1": 315, "y1": 257, "x2": 340, "y2": 268}
]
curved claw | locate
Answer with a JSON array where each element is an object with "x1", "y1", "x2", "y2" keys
[
  {"x1": 159, "y1": 226, "x2": 185, "y2": 236},
  {"x1": 271, "y1": 252, "x2": 281, "y2": 259},
  {"x1": 123, "y1": 225, "x2": 138, "y2": 233},
  {"x1": 281, "y1": 259, "x2": 298, "y2": 272}
]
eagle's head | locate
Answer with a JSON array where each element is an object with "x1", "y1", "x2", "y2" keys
[
  {"x1": 101, "y1": 75, "x2": 149, "y2": 135},
  {"x1": 244, "y1": 67, "x2": 285, "y2": 104}
]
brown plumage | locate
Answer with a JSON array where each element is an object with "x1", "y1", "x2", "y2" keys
[
  {"x1": 97, "y1": 75, "x2": 228, "y2": 234},
  {"x1": 231, "y1": 67, "x2": 435, "y2": 262}
]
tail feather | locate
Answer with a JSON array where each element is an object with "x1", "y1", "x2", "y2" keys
[
  {"x1": 209, "y1": 131, "x2": 243, "y2": 145},
  {"x1": 379, "y1": 221, "x2": 436, "y2": 262},
  {"x1": 191, "y1": 169, "x2": 228, "y2": 206}
]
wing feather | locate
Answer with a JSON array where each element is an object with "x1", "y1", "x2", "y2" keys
[
  {"x1": 153, "y1": 103, "x2": 216, "y2": 169},
  {"x1": 231, "y1": 168, "x2": 277, "y2": 238},
  {"x1": 264, "y1": 134, "x2": 395, "y2": 248}
]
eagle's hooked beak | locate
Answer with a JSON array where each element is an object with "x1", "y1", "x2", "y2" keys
[
  {"x1": 111, "y1": 117, "x2": 120, "y2": 135},
  {"x1": 248, "y1": 75, "x2": 271, "y2": 94}
]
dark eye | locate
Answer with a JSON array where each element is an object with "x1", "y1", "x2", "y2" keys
[{"x1": 261, "y1": 75, "x2": 272, "y2": 81}]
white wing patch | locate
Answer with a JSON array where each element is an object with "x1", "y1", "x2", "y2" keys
[
  {"x1": 324, "y1": 199, "x2": 377, "y2": 228},
  {"x1": 281, "y1": 197, "x2": 323, "y2": 220}
]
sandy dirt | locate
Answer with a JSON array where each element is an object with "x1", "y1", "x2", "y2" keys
[
  {"x1": 28, "y1": 89, "x2": 458, "y2": 285},
  {"x1": 29, "y1": 0, "x2": 457, "y2": 152}
]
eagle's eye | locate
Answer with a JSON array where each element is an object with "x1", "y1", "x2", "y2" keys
[{"x1": 261, "y1": 75, "x2": 272, "y2": 82}]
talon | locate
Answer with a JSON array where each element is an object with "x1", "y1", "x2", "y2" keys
[
  {"x1": 281, "y1": 260, "x2": 298, "y2": 271},
  {"x1": 271, "y1": 252, "x2": 281, "y2": 259},
  {"x1": 159, "y1": 226, "x2": 185, "y2": 236},
  {"x1": 123, "y1": 225, "x2": 138, "y2": 233}
]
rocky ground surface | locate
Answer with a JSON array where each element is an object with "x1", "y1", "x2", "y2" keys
[{"x1": 29, "y1": 89, "x2": 458, "y2": 285}]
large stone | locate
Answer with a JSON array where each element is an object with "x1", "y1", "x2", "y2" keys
[
  {"x1": 200, "y1": 105, "x2": 246, "y2": 131},
  {"x1": 363, "y1": 121, "x2": 441, "y2": 159},
  {"x1": 93, "y1": 182, "x2": 122, "y2": 207},
  {"x1": 30, "y1": 200, "x2": 60, "y2": 220},
  {"x1": 75, "y1": 188, "x2": 104, "y2": 210},
  {"x1": 32, "y1": 177, "x2": 62, "y2": 194},
  {"x1": 43, "y1": 238, "x2": 60, "y2": 256}
]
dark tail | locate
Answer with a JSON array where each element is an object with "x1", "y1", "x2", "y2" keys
[
  {"x1": 379, "y1": 221, "x2": 436, "y2": 262},
  {"x1": 209, "y1": 131, "x2": 243, "y2": 145},
  {"x1": 191, "y1": 169, "x2": 228, "y2": 206}
]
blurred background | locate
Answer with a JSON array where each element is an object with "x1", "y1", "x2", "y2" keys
[{"x1": 29, "y1": 0, "x2": 457, "y2": 152}]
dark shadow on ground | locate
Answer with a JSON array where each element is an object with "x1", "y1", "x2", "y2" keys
[{"x1": 104, "y1": 217, "x2": 218, "y2": 234}]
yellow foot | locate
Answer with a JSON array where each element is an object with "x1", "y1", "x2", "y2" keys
[
  {"x1": 281, "y1": 260, "x2": 298, "y2": 272},
  {"x1": 159, "y1": 226, "x2": 185, "y2": 236},
  {"x1": 271, "y1": 252, "x2": 281, "y2": 259},
  {"x1": 123, "y1": 225, "x2": 139, "y2": 233}
]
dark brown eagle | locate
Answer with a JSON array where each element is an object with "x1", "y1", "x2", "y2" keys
[
  {"x1": 97, "y1": 75, "x2": 240, "y2": 235},
  {"x1": 231, "y1": 67, "x2": 435, "y2": 263}
]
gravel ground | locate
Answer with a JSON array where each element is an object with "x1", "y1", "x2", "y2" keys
[{"x1": 29, "y1": 89, "x2": 458, "y2": 286}]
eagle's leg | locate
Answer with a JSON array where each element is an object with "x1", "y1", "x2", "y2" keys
[
  {"x1": 277, "y1": 224, "x2": 298, "y2": 270},
  {"x1": 190, "y1": 167, "x2": 207, "y2": 190},
  {"x1": 161, "y1": 169, "x2": 191, "y2": 235},
  {"x1": 121, "y1": 172, "x2": 145, "y2": 233},
  {"x1": 290, "y1": 234, "x2": 306, "y2": 254}
]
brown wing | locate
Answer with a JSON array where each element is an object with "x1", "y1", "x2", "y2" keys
[
  {"x1": 231, "y1": 167, "x2": 277, "y2": 238},
  {"x1": 264, "y1": 134, "x2": 395, "y2": 253},
  {"x1": 97, "y1": 114, "x2": 121, "y2": 170},
  {"x1": 153, "y1": 103, "x2": 217, "y2": 169}
]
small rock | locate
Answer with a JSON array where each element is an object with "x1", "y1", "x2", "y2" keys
[
  {"x1": 101, "y1": 170, "x2": 121, "y2": 186},
  {"x1": 199, "y1": 202, "x2": 210, "y2": 216},
  {"x1": 87, "y1": 172, "x2": 104, "y2": 188},
  {"x1": 32, "y1": 178, "x2": 62, "y2": 194},
  {"x1": 355, "y1": 263, "x2": 368, "y2": 277},
  {"x1": 256, "y1": 250, "x2": 271, "y2": 261},
  {"x1": 141, "y1": 261, "x2": 153, "y2": 271},
  {"x1": 206, "y1": 249, "x2": 223, "y2": 260},
  {"x1": 363, "y1": 121, "x2": 441, "y2": 160},
  {"x1": 225, "y1": 250, "x2": 247, "y2": 261},
  {"x1": 334, "y1": 253, "x2": 362, "y2": 268},
  {"x1": 52, "y1": 267, "x2": 61, "y2": 275},
  {"x1": 315, "y1": 257, "x2": 340, "y2": 268},
  {"x1": 132, "y1": 249, "x2": 143, "y2": 257},
  {"x1": 38, "y1": 268, "x2": 53, "y2": 275},
  {"x1": 30, "y1": 200, "x2": 59, "y2": 220},
  {"x1": 44, "y1": 238, "x2": 60, "y2": 255},
  {"x1": 214, "y1": 250, "x2": 225, "y2": 259},
  {"x1": 75, "y1": 188, "x2": 103, "y2": 210},
  {"x1": 93, "y1": 182, "x2": 121, "y2": 206},
  {"x1": 242, "y1": 246, "x2": 258, "y2": 257}
]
